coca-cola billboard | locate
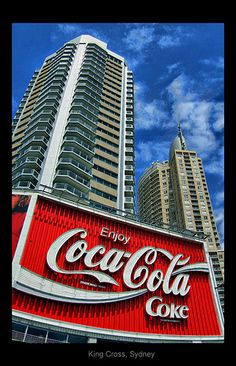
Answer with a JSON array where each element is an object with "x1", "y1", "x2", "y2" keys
[
  {"x1": 12, "y1": 194, "x2": 224, "y2": 342},
  {"x1": 12, "y1": 194, "x2": 31, "y2": 259}
]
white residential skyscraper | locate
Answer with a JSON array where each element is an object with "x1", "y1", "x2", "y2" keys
[{"x1": 12, "y1": 35, "x2": 135, "y2": 214}]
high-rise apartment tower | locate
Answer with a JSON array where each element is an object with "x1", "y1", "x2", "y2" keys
[
  {"x1": 12, "y1": 35, "x2": 135, "y2": 214},
  {"x1": 138, "y1": 160, "x2": 170, "y2": 225},
  {"x1": 138, "y1": 123, "x2": 224, "y2": 311}
]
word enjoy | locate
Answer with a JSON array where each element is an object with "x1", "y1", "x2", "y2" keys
[{"x1": 100, "y1": 227, "x2": 130, "y2": 245}]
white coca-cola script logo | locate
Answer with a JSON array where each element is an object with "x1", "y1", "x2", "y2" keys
[{"x1": 14, "y1": 228, "x2": 209, "y2": 319}]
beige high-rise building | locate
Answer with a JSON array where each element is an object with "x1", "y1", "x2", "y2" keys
[
  {"x1": 138, "y1": 123, "x2": 224, "y2": 311},
  {"x1": 12, "y1": 35, "x2": 135, "y2": 214},
  {"x1": 138, "y1": 161, "x2": 170, "y2": 225}
]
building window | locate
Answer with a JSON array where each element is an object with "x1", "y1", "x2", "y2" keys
[{"x1": 91, "y1": 187, "x2": 117, "y2": 202}]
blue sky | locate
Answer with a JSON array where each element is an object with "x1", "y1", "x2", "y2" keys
[{"x1": 12, "y1": 23, "x2": 224, "y2": 246}]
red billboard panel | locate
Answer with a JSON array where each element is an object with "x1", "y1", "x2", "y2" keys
[
  {"x1": 12, "y1": 195, "x2": 31, "y2": 259},
  {"x1": 12, "y1": 195, "x2": 223, "y2": 341}
]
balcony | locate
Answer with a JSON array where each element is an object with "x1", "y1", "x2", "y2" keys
[
  {"x1": 125, "y1": 156, "x2": 133, "y2": 162},
  {"x1": 73, "y1": 87, "x2": 101, "y2": 103},
  {"x1": 72, "y1": 94, "x2": 100, "y2": 110},
  {"x1": 57, "y1": 157, "x2": 92, "y2": 178},
  {"x1": 76, "y1": 81, "x2": 102, "y2": 99},
  {"x1": 22, "y1": 127, "x2": 51, "y2": 142},
  {"x1": 13, "y1": 181, "x2": 36, "y2": 189},
  {"x1": 125, "y1": 165, "x2": 134, "y2": 172},
  {"x1": 125, "y1": 147, "x2": 134, "y2": 154},
  {"x1": 65, "y1": 126, "x2": 95, "y2": 145},
  {"x1": 124, "y1": 197, "x2": 134, "y2": 203},
  {"x1": 125, "y1": 175, "x2": 134, "y2": 182},
  {"x1": 69, "y1": 103, "x2": 99, "y2": 121},
  {"x1": 63, "y1": 136, "x2": 94, "y2": 155},
  {"x1": 60, "y1": 146, "x2": 93, "y2": 166},
  {"x1": 12, "y1": 168, "x2": 39, "y2": 184},
  {"x1": 124, "y1": 185, "x2": 133, "y2": 191},
  {"x1": 78, "y1": 76, "x2": 103, "y2": 93},
  {"x1": 32, "y1": 102, "x2": 58, "y2": 119},
  {"x1": 80, "y1": 66, "x2": 104, "y2": 82},
  {"x1": 54, "y1": 169, "x2": 90, "y2": 192},
  {"x1": 20, "y1": 136, "x2": 49, "y2": 150},
  {"x1": 16, "y1": 146, "x2": 46, "y2": 160},
  {"x1": 26, "y1": 118, "x2": 54, "y2": 134},
  {"x1": 67, "y1": 114, "x2": 97, "y2": 134},
  {"x1": 12, "y1": 157, "x2": 42, "y2": 173}
]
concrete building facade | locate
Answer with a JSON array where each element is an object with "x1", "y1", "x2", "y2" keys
[
  {"x1": 138, "y1": 123, "x2": 224, "y2": 311},
  {"x1": 12, "y1": 35, "x2": 135, "y2": 214}
]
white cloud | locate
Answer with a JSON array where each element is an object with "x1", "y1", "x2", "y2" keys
[
  {"x1": 212, "y1": 103, "x2": 224, "y2": 132},
  {"x1": 166, "y1": 74, "x2": 223, "y2": 157},
  {"x1": 50, "y1": 24, "x2": 83, "y2": 41},
  {"x1": 123, "y1": 25, "x2": 155, "y2": 53},
  {"x1": 158, "y1": 35, "x2": 181, "y2": 48},
  {"x1": 215, "y1": 190, "x2": 224, "y2": 205},
  {"x1": 135, "y1": 99, "x2": 168, "y2": 130},
  {"x1": 126, "y1": 54, "x2": 146, "y2": 70},
  {"x1": 204, "y1": 146, "x2": 224, "y2": 178},
  {"x1": 122, "y1": 24, "x2": 156, "y2": 69},
  {"x1": 167, "y1": 62, "x2": 181, "y2": 74},
  {"x1": 134, "y1": 81, "x2": 169, "y2": 130},
  {"x1": 214, "y1": 207, "x2": 224, "y2": 244},
  {"x1": 51, "y1": 23, "x2": 110, "y2": 45},
  {"x1": 57, "y1": 24, "x2": 82, "y2": 35},
  {"x1": 157, "y1": 24, "x2": 193, "y2": 49},
  {"x1": 213, "y1": 188, "x2": 224, "y2": 245},
  {"x1": 122, "y1": 24, "x2": 192, "y2": 69},
  {"x1": 199, "y1": 57, "x2": 224, "y2": 69},
  {"x1": 135, "y1": 140, "x2": 170, "y2": 163},
  {"x1": 167, "y1": 74, "x2": 197, "y2": 102},
  {"x1": 183, "y1": 101, "x2": 217, "y2": 155}
]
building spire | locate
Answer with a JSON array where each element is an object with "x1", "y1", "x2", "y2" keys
[
  {"x1": 169, "y1": 121, "x2": 188, "y2": 160},
  {"x1": 178, "y1": 121, "x2": 182, "y2": 135},
  {"x1": 177, "y1": 121, "x2": 187, "y2": 150}
]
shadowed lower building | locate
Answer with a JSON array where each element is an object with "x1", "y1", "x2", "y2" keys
[
  {"x1": 138, "y1": 123, "x2": 224, "y2": 311},
  {"x1": 138, "y1": 160, "x2": 170, "y2": 225}
]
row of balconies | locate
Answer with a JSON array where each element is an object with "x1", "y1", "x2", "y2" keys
[
  {"x1": 124, "y1": 78, "x2": 134, "y2": 212},
  {"x1": 76, "y1": 81, "x2": 103, "y2": 99},
  {"x1": 13, "y1": 181, "x2": 36, "y2": 189},
  {"x1": 20, "y1": 135, "x2": 49, "y2": 150},
  {"x1": 25, "y1": 116, "x2": 54, "y2": 136},
  {"x1": 73, "y1": 86, "x2": 101, "y2": 103},
  {"x1": 54, "y1": 169, "x2": 90, "y2": 190},
  {"x1": 72, "y1": 94, "x2": 100, "y2": 110},
  {"x1": 21, "y1": 127, "x2": 51, "y2": 145},
  {"x1": 79, "y1": 76, "x2": 103, "y2": 94},
  {"x1": 63, "y1": 136, "x2": 94, "y2": 155},
  {"x1": 82, "y1": 58, "x2": 106, "y2": 74},
  {"x1": 60, "y1": 146, "x2": 93, "y2": 166},
  {"x1": 12, "y1": 168, "x2": 39, "y2": 184},
  {"x1": 85, "y1": 45, "x2": 107, "y2": 61},
  {"x1": 53, "y1": 182, "x2": 89, "y2": 200},
  {"x1": 15, "y1": 146, "x2": 46, "y2": 161},
  {"x1": 12, "y1": 156, "x2": 43, "y2": 173},
  {"x1": 58, "y1": 154, "x2": 92, "y2": 178},
  {"x1": 68, "y1": 110, "x2": 98, "y2": 132},
  {"x1": 70, "y1": 102, "x2": 99, "y2": 121},
  {"x1": 80, "y1": 65, "x2": 104, "y2": 82},
  {"x1": 65, "y1": 125, "x2": 95, "y2": 144}
]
